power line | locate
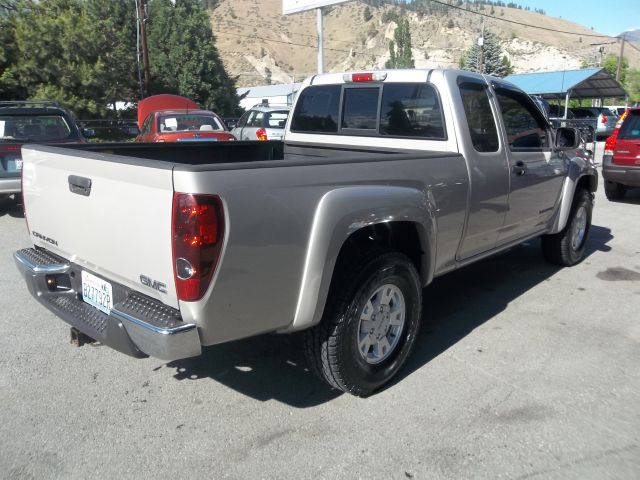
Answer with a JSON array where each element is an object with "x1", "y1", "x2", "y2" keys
[
  {"x1": 213, "y1": 27, "x2": 368, "y2": 56},
  {"x1": 214, "y1": 18, "x2": 358, "y2": 49},
  {"x1": 422, "y1": 0, "x2": 614, "y2": 39}
]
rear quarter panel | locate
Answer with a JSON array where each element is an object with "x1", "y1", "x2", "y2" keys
[{"x1": 173, "y1": 153, "x2": 468, "y2": 345}]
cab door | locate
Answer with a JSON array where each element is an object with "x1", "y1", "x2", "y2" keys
[
  {"x1": 492, "y1": 84, "x2": 566, "y2": 244},
  {"x1": 454, "y1": 76, "x2": 510, "y2": 260}
]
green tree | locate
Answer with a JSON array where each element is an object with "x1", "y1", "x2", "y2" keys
[
  {"x1": 363, "y1": 5, "x2": 372, "y2": 22},
  {"x1": 146, "y1": 0, "x2": 241, "y2": 116},
  {"x1": 602, "y1": 53, "x2": 629, "y2": 83},
  {"x1": 624, "y1": 68, "x2": 640, "y2": 104},
  {"x1": 0, "y1": 4, "x2": 19, "y2": 99},
  {"x1": 461, "y1": 30, "x2": 510, "y2": 77},
  {"x1": 385, "y1": 17, "x2": 414, "y2": 69},
  {"x1": 2, "y1": 0, "x2": 137, "y2": 117}
]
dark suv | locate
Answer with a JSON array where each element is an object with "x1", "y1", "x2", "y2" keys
[{"x1": 0, "y1": 101, "x2": 85, "y2": 199}]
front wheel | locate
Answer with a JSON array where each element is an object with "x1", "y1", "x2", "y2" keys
[
  {"x1": 541, "y1": 189, "x2": 592, "y2": 266},
  {"x1": 303, "y1": 250, "x2": 422, "y2": 397}
]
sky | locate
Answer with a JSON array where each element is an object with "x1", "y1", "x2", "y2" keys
[{"x1": 514, "y1": 0, "x2": 638, "y2": 37}]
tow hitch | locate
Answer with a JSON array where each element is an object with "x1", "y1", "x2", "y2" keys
[{"x1": 70, "y1": 327, "x2": 98, "y2": 347}]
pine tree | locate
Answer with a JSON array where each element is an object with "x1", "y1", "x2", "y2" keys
[
  {"x1": 385, "y1": 17, "x2": 414, "y2": 69},
  {"x1": 461, "y1": 30, "x2": 511, "y2": 77},
  {"x1": 147, "y1": 0, "x2": 241, "y2": 116}
]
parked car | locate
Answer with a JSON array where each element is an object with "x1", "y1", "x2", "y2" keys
[
  {"x1": 136, "y1": 94, "x2": 235, "y2": 143},
  {"x1": 548, "y1": 105, "x2": 575, "y2": 119},
  {"x1": 602, "y1": 107, "x2": 640, "y2": 200},
  {"x1": 0, "y1": 101, "x2": 85, "y2": 200},
  {"x1": 14, "y1": 69, "x2": 596, "y2": 396},
  {"x1": 570, "y1": 107, "x2": 618, "y2": 139},
  {"x1": 231, "y1": 104, "x2": 290, "y2": 141},
  {"x1": 608, "y1": 105, "x2": 629, "y2": 116}
]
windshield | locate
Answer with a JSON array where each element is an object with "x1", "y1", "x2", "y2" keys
[
  {"x1": 158, "y1": 114, "x2": 225, "y2": 133},
  {"x1": 0, "y1": 115, "x2": 73, "y2": 142}
]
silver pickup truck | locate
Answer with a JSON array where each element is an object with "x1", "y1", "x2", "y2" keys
[{"x1": 15, "y1": 69, "x2": 597, "y2": 396}]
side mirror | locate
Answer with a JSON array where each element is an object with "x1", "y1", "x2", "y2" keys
[
  {"x1": 555, "y1": 127, "x2": 579, "y2": 150},
  {"x1": 81, "y1": 127, "x2": 95, "y2": 138}
]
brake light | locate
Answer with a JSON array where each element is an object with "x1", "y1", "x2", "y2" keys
[
  {"x1": 0, "y1": 144, "x2": 20, "y2": 153},
  {"x1": 604, "y1": 129, "x2": 619, "y2": 156},
  {"x1": 172, "y1": 193, "x2": 225, "y2": 302},
  {"x1": 600, "y1": 113, "x2": 608, "y2": 124},
  {"x1": 256, "y1": 128, "x2": 268, "y2": 141},
  {"x1": 343, "y1": 72, "x2": 388, "y2": 83}
]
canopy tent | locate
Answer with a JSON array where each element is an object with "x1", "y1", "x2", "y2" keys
[
  {"x1": 504, "y1": 68, "x2": 627, "y2": 99},
  {"x1": 504, "y1": 68, "x2": 627, "y2": 119}
]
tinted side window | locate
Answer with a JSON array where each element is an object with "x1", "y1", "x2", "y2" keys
[
  {"x1": 495, "y1": 88, "x2": 549, "y2": 150},
  {"x1": 342, "y1": 87, "x2": 378, "y2": 130},
  {"x1": 236, "y1": 111, "x2": 250, "y2": 128},
  {"x1": 290, "y1": 85, "x2": 340, "y2": 133},
  {"x1": 458, "y1": 81, "x2": 499, "y2": 152},
  {"x1": 247, "y1": 112, "x2": 264, "y2": 128},
  {"x1": 380, "y1": 83, "x2": 445, "y2": 139},
  {"x1": 141, "y1": 114, "x2": 153, "y2": 135}
]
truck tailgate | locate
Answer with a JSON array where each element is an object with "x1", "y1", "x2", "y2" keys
[{"x1": 21, "y1": 145, "x2": 179, "y2": 309}]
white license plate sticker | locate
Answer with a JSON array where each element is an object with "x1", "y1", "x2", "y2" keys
[{"x1": 81, "y1": 271, "x2": 113, "y2": 315}]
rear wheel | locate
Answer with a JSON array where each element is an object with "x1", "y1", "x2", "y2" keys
[
  {"x1": 604, "y1": 181, "x2": 626, "y2": 201},
  {"x1": 542, "y1": 189, "x2": 592, "y2": 266},
  {"x1": 303, "y1": 249, "x2": 422, "y2": 397}
]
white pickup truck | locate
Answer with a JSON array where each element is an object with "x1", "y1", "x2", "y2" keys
[{"x1": 15, "y1": 69, "x2": 597, "y2": 396}]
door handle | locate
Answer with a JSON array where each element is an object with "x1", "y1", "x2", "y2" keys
[
  {"x1": 513, "y1": 161, "x2": 526, "y2": 176},
  {"x1": 68, "y1": 175, "x2": 92, "y2": 196}
]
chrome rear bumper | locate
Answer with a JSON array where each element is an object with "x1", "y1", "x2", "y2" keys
[{"x1": 14, "y1": 247, "x2": 201, "y2": 361}]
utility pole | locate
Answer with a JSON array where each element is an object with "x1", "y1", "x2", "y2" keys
[
  {"x1": 136, "y1": 0, "x2": 151, "y2": 96},
  {"x1": 616, "y1": 33, "x2": 626, "y2": 82},
  {"x1": 478, "y1": 17, "x2": 485, "y2": 74}
]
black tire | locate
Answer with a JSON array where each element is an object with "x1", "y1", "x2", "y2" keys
[
  {"x1": 542, "y1": 189, "x2": 592, "y2": 266},
  {"x1": 303, "y1": 249, "x2": 422, "y2": 397},
  {"x1": 604, "y1": 181, "x2": 626, "y2": 201}
]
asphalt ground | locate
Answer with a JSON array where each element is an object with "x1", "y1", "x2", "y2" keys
[{"x1": 1, "y1": 146, "x2": 639, "y2": 479}]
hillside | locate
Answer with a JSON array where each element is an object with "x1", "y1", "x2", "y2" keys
[{"x1": 210, "y1": 0, "x2": 640, "y2": 87}]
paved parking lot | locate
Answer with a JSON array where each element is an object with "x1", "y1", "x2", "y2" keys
[{"x1": 1, "y1": 149, "x2": 639, "y2": 479}]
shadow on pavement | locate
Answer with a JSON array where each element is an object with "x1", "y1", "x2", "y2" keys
[
  {"x1": 0, "y1": 195, "x2": 24, "y2": 219},
  {"x1": 167, "y1": 230, "x2": 613, "y2": 407},
  {"x1": 610, "y1": 188, "x2": 640, "y2": 205}
]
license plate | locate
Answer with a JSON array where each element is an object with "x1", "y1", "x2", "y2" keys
[
  {"x1": 81, "y1": 271, "x2": 113, "y2": 315},
  {"x1": 4, "y1": 157, "x2": 22, "y2": 172}
]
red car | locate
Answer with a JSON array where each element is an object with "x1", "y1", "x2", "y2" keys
[
  {"x1": 135, "y1": 94, "x2": 235, "y2": 143},
  {"x1": 603, "y1": 107, "x2": 640, "y2": 200}
]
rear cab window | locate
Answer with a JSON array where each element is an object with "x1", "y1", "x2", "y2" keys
[
  {"x1": 457, "y1": 80, "x2": 499, "y2": 153},
  {"x1": 290, "y1": 82, "x2": 446, "y2": 140}
]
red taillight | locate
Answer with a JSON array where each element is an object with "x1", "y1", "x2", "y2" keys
[
  {"x1": 600, "y1": 114, "x2": 608, "y2": 124},
  {"x1": 0, "y1": 144, "x2": 20, "y2": 153},
  {"x1": 172, "y1": 193, "x2": 225, "y2": 302},
  {"x1": 256, "y1": 128, "x2": 268, "y2": 141},
  {"x1": 604, "y1": 129, "x2": 619, "y2": 157}
]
